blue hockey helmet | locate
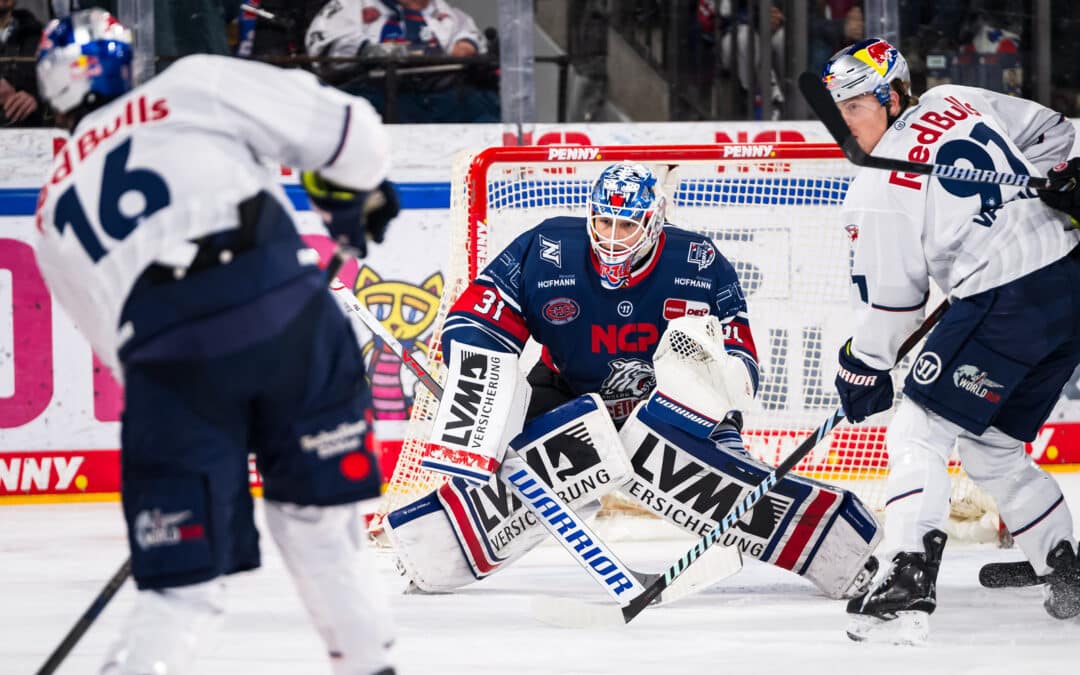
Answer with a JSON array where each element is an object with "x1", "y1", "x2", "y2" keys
[
  {"x1": 821, "y1": 37, "x2": 910, "y2": 106},
  {"x1": 36, "y1": 9, "x2": 133, "y2": 114},
  {"x1": 587, "y1": 162, "x2": 668, "y2": 289}
]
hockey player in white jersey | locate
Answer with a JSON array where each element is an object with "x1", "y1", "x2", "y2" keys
[
  {"x1": 34, "y1": 10, "x2": 399, "y2": 674},
  {"x1": 821, "y1": 37, "x2": 1080, "y2": 643}
]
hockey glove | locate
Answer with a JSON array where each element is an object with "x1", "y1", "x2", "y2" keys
[
  {"x1": 1038, "y1": 158, "x2": 1080, "y2": 230},
  {"x1": 301, "y1": 172, "x2": 400, "y2": 256},
  {"x1": 835, "y1": 339, "x2": 893, "y2": 423}
]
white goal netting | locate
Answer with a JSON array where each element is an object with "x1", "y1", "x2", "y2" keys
[{"x1": 372, "y1": 143, "x2": 999, "y2": 540}]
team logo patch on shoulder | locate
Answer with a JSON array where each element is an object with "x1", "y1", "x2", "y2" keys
[
  {"x1": 687, "y1": 241, "x2": 716, "y2": 270},
  {"x1": 541, "y1": 297, "x2": 580, "y2": 325},
  {"x1": 845, "y1": 224, "x2": 859, "y2": 242},
  {"x1": 539, "y1": 234, "x2": 562, "y2": 268}
]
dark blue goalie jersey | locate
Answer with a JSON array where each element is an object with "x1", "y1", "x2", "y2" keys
[{"x1": 442, "y1": 217, "x2": 759, "y2": 423}]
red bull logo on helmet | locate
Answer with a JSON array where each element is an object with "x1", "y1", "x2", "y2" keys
[{"x1": 853, "y1": 40, "x2": 896, "y2": 76}]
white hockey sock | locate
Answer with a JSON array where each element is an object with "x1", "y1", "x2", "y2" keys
[
  {"x1": 100, "y1": 579, "x2": 225, "y2": 675},
  {"x1": 264, "y1": 500, "x2": 394, "y2": 675},
  {"x1": 881, "y1": 399, "x2": 955, "y2": 555},
  {"x1": 958, "y1": 427, "x2": 1075, "y2": 575}
]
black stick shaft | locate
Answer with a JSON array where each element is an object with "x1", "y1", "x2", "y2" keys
[
  {"x1": 797, "y1": 72, "x2": 1049, "y2": 190},
  {"x1": 621, "y1": 299, "x2": 949, "y2": 623},
  {"x1": 37, "y1": 558, "x2": 132, "y2": 675}
]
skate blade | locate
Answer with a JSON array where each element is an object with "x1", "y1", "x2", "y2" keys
[{"x1": 846, "y1": 611, "x2": 929, "y2": 645}]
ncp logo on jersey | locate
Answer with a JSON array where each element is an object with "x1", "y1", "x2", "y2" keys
[{"x1": 912, "y1": 351, "x2": 942, "y2": 385}]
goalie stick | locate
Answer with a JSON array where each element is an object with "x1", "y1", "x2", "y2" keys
[
  {"x1": 796, "y1": 72, "x2": 1050, "y2": 190},
  {"x1": 537, "y1": 299, "x2": 950, "y2": 627},
  {"x1": 327, "y1": 246, "x2": 742, "y2": 607}
]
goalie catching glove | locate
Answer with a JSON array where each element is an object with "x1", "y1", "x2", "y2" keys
[
  {"x1": 301, "y1": 171, "x2": 400, "y2": 256},
  {"x1": 645, "y1": 315, "x2": 755, "y2": 438}
]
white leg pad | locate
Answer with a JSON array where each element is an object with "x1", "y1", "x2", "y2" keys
[
  {"x1": 882, "y1": 398, "x2": 956, "y2": 555},
  {"x1": 958, "y1": 427, "x2": 1075, "y2": 575},
  {"x1": 100, "y1": 580, "x2": 225, "y2": 675},
  {"x1": 386, "y1": 394, "x2": 627, "y2": 592},
  {"x1": 264, "y1": 501, "x2": 394, "y2": 675}
]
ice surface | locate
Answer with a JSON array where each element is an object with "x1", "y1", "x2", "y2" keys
[{"x1": 4, "y1": 476, "x2": 1080, "y2": 674}]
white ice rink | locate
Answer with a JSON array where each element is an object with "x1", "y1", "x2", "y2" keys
[{"x1": 4, "y1": 478, "x2": 1080, "y2": 675}]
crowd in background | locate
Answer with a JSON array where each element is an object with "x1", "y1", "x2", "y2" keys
[{"x1": 1, "y1": 0, "x2": 1080, "y2": 127}]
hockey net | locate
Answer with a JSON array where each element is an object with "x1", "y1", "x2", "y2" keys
[{"x1": 372, "y1": 143, "x2": 999, "y2": 540}]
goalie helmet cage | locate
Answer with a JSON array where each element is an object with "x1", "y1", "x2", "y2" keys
[{"x1": 373, "y1": 143, "x2": 999, "y2": 541}]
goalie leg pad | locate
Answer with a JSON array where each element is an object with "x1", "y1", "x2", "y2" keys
[
  {"x1": 386, "y1": 393, "x2": 630, "y2": 592},
  {"x1": 958, "y1": 426, "x2": 1075, "y2": 576},
  {"x1": 620, "y1": 401, "x2": 881, "y2": 598},
  {"x1": 422, "y1": 341, "x2": 530, "y2": 484}
]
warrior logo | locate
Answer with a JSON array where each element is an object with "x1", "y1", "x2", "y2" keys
[
  {"x1": 912, "y1": 351, "x2": 941, "y2": 385},
  {"x1": 687, "y1": 241, "x2": 716, "y2": 270},
  {"x1": 599, "y1": 358, "x2": 655, "y2": 421},
  {"x1": 953, "y1": 364, "x2": 1003, "y2": 403},
  {"x1": 539, "y1": 235, "x2": 562, "y2": 268}
]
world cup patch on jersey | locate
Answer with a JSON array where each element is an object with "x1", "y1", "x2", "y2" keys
[
  {"x1": 687, "y1": 241, "x2": 716, "y2": 270},
  {"x1": 952, "y1": 364, "x2": 1004, "y2": 403},
  {"x1": 912, "y1": 351, "x2": 942, "y2": 384},
  {"x1": 662, "y1": 298, "x2": 711, "y2": 320},
  {"x1": 541, "y1": 297, "x2": 580, "y2": 325},
  {"x1": 539, "y1": 235, "x2": 562, "y2": 268}
]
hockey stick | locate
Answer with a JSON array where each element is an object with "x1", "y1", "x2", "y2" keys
[
  {"x1": 36, "y1": 558, "x2": 131, "y2": 675},
  {"x1": 35, "y1": 251, "x2": 353, "y2": 675},
  {"x1": 327, "y1": 246, "x2": 741, "y2": 606},
  {"x1": 796, "y1": 72, "x2": 1049, "y2": 190},
  {"x1": 541, "y1": 298, "x2": 950, "y2": 626},
  {"x1": 979, "y1": 560, "x2": 1045, "y2": 588}
]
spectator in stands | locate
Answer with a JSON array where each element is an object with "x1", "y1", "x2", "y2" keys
[
  {"x1": 235, "y1": 1, "x2": 325, "y2": 60},
  {"x1": 712, "y1": 0, "x2": 785, "y2": 117},
  {"x1": 53, "y1": 0, "x2": 240, "y2": 69},
  {"x1": 0, "y1": 0, "x2": 44, "y2": 126},
  {"x1": 809, "y1": 1, "x2": 863, "y2": 71},
  {"x1": 305, "y1": 0, "x2": 498, "y2": 123}
]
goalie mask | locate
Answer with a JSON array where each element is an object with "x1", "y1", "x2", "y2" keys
[
  {"x1": 36, "y1": 9, "x2": 134, "y2": 114},
  {"x1": 821, "y1": 37, "x2": 910, "y2": 106},
  {"x1": 587, "y1": 162, "x2": 668, "y2": 290}
]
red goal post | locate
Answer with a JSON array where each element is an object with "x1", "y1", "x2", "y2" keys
[{"x1": 373, "y1": 142, "x2": 997, "y2": 537}]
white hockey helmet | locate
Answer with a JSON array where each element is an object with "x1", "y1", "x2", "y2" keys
[
  {"x1": 821, "y1": 37, "x2": 910, "y2": 105},
  {"x1": 36, "y1": 9, "x2": 134, "y2": 114},
  {"x1": 587, "y1": 162, "x2": 668, "y2": 290}
]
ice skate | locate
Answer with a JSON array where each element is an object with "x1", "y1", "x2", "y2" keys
[
  {"x1": 1043, "y1": 540, "x2": 1080, "y2": 620},
  {"x1": 846, "y1": 530, "x2": 946, "y2": 645}
]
